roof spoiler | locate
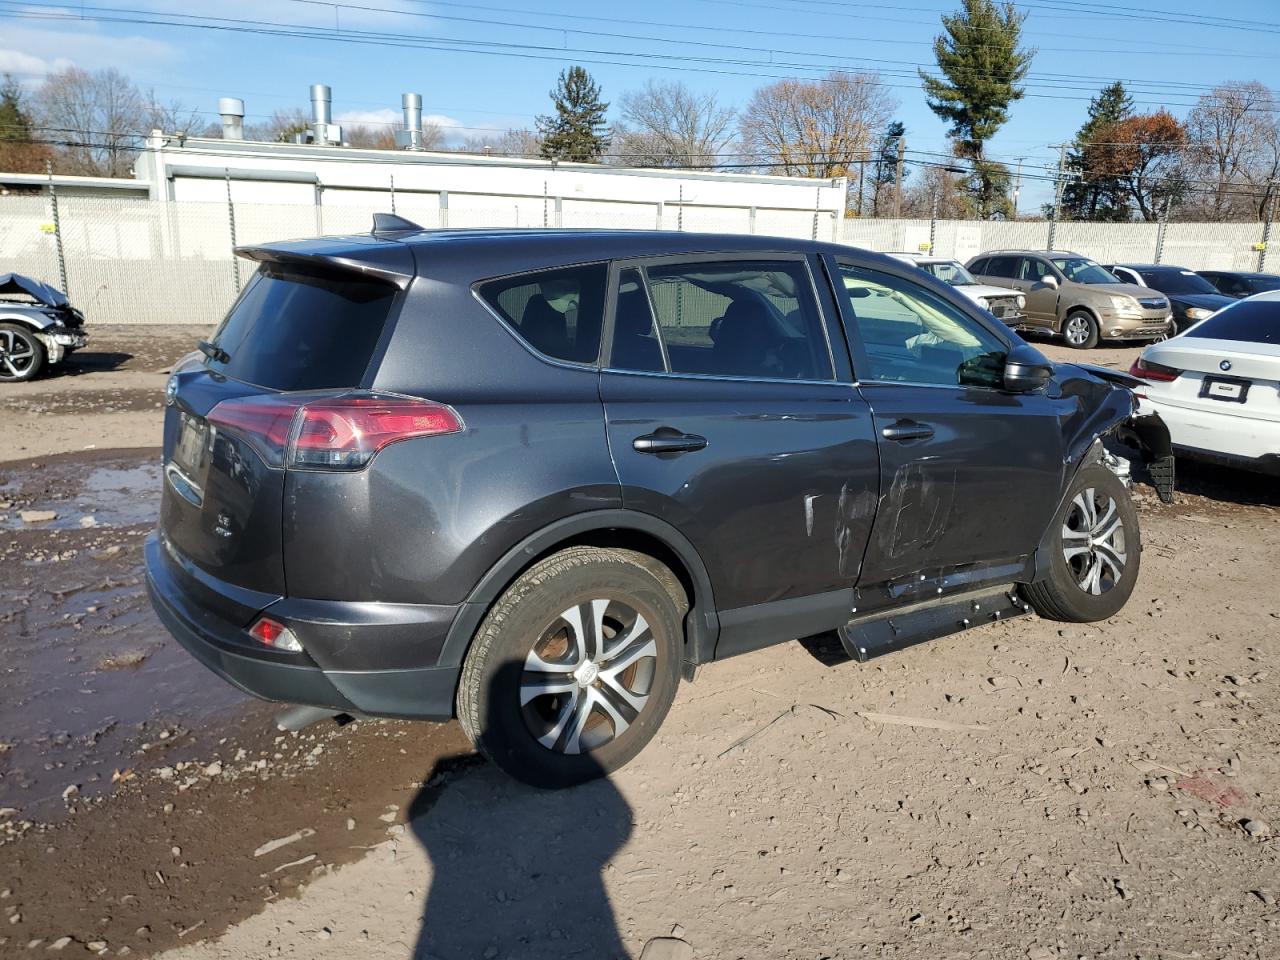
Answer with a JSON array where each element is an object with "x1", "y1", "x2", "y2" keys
[{"x1": 234, "y1": 238, "x2": 416, "y2": 290}]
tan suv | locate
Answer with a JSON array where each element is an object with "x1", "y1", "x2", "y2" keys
[{"x1": 966, "y1": 250, "x2": 1173, "y2": 349}]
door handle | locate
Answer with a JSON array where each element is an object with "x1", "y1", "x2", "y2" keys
[
  {"x1": 633, "y1": 430, "x2": 708, "y2": 454},
  {"x1": 881, "y1": 420, "x2": 934, "y2": 442}
]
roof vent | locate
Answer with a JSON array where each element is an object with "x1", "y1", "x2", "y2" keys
[
  {"x1": 396, "y1": 93, "x2": 425, "y2": 151},
  {"x1": 218, "y1": 98, "x2": 245, "y2": 141},
  {"x1": 309, "y1": 84, "x2": 343, "y2": 146}
]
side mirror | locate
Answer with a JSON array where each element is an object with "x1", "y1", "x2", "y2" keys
[
  {"x1": 1034, "y1": 275, "x2": 1060, "y2": 291},
  {"x1": 1003, "y1": 343, "x2": 1054, "y2": 393}
]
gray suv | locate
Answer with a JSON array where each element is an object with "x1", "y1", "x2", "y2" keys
[
  {"x1": 967, "y1": 251, "x2": 1172, "y2": 349},
  {"x1": 146, "y1": 220, "x2": 1174, "y2": 787}
]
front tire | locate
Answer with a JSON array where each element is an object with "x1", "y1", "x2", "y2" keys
[
  {"x1": 1023, "y1": 464, "x2": 1141, "y2": 622},
  {"x1": 1062, "y1": 310, "x2": 1100, "y2": 349},
  {"x1": 457, "y1": 547, "x2": 685, "y2": 788},
  {"x1": 0, "y1": 324, "x2": 45, "y2": 382}
]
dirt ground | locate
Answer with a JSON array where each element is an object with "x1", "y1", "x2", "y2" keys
[{"x1": 1, "y1": 327, "x2": 1278, "y2": 960}]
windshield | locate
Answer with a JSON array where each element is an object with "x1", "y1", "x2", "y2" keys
[
  {"x1": 921, "y1": 261, "x2": 977, "y2": 286},
  {"x1": 1138, "y1": 269, "x2": 1219, "y2": 295},
  {"x1": 1050, "y1": 257, "x2": 1119, "y2": 285},
  {"x1": 1184, "y1": 299, "x2": 1278, "y2": 344}
]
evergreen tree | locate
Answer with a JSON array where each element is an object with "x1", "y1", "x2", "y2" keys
[
  {"x1": 919, "y1": 0, "x2": 1033, "y2": 218},
  {"x1": 1062, "y1": 81, "x2": 1135, "y2": 221},
  {"x1": 537, "y1": 66, "x2": 609, "y2": 163},
  {"x1": 870, "y1": 120, "x2": 906, "y2": 215},
  {"x1": 0, "y1": 73, "x2": 47, "y2": 173}
]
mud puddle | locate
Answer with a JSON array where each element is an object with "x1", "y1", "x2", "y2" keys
[{"x1": 0, "y1": 451, "x2": 258, "y2": 818}]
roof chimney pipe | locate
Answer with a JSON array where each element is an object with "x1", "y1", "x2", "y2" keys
[
  {"x1": 218, "y1": 97, "x2": 245, "y2": 141},
  {"x1": 396, "y1": 92, "x2": 425, "y2": 151},
  {"x1": 308, "y1": 84, "x2": 342, "y2": 145}
]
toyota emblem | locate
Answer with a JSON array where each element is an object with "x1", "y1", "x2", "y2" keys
[{"x1": 1219, "y1": 359, "x2": 1233, "y2": 372}]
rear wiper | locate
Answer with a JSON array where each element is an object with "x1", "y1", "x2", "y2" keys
[{"x1": 198, "y1": 340, "x2": 230, "y2": 364}]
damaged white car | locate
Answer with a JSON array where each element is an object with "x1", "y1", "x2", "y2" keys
[{"x1": 0, "y1": 273, "x2": 89, "y2": 382}]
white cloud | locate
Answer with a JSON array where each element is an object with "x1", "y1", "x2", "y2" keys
[
  {"x1": 0, "y1": 22, "x2": 180, "y2": 79},
  {"x1": 335, "y1": 108, "x2": 401, "y2": 127}
]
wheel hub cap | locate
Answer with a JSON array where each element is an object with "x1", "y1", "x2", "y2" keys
[
  {"x1": 1062, "y1": 487, "x2": 1126, "y2": 596},
  {"x1": 520, "y1": 598, "x2": 659, "y2": 755}
]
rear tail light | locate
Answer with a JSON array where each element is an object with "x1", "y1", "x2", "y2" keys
[
  {"x1": 1128, "y1": 357, "x2": 1181, "y2": 383},
  {"x1": 207, "y1": 392, "x2": 462, "y2": 470},
  {"x1": 248, "y1": 616, "x2": 303, "y2": 652}
]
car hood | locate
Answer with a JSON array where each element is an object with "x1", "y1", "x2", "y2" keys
[
  {"x1": 0, "y1": 273, "x2": 69, "y2": 308},
  {"x1": 956, "y1": 283, "x2": 1021, "y2": 300},
  {"x1": 1092, "y1": 281, "x2": 1160, "y2": 300},
  {"x1": 1168, "y1": 292, "x2": 1234, "y2": 312}
]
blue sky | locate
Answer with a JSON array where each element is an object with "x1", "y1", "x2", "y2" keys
[{"x1": 2, "y1": 0, "x2": 1278, "y2": 210}]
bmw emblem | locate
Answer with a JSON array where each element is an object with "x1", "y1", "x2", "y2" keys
[{"x1": 1219, "y1": 360, "x2": 1232, "y2": 372}]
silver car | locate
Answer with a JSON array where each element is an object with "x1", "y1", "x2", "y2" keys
[{"x1": 0, "y1": 273, "x2": 88, "y2": 382}]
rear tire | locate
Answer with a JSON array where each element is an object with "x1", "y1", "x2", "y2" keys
[
  {"x1": 1062, "y1": 310, "x2": 1100, "y2": 350},
  {"x1": 457, "y1": 547, "x2": 685, "y2": 788},
  {"x1": 0, "y1": 324, "x2": 45, "y2": 382},
  {"x1": 1023, "y1": 464, "x2": 1141, "y2": 622}
]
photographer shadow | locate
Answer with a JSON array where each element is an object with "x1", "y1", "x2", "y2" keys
[{"x1": 409, "y1": 661, "x2": 633, "y2": 960}]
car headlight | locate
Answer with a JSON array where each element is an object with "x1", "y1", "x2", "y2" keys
[
  {"x1": 1184, "y1": 307, "x2": 1212, "y2": 320},
  {"x1": 1109, "y1": 295, "x2": 1141, "y2": 314},
  {"x1": 1016, "y1": 294, "x2": 1025, "y2": 309}
]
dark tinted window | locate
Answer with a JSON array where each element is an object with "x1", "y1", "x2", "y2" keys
[
  {"x1": 1247, "y1": 276, "x2": 1280, "y2": 294},
  {"x1": 610, "y1": 268, "x2": 665, "y2": 372},
  {"x1": 968, "y1": 257, "x2": 989, "y2": 275},
  {"x1": 1018, "y1": 257, "x2": 1052, "y2": 282},
  {"x1": 838, "y1": 264, "x2": 1008, "y2": 388},
  {"x1": 205, "y1": 265, "x2": 396, "y2": 390},
  {"x1": 1137, "y1": 268, "x2": 1218, "y2": 295},
  {"x1": 477, "y1": 262, "x2": 607, "y2": 365},
  {"x1": 1184, "y1": 299, "x2": 1280, "y2": 344},
  {"x1": 620, "y1": 259, "x2": 833, "y2": 380},
  {"x1": 982, "y1": 256, "x2": 1018, "y2": 278}
]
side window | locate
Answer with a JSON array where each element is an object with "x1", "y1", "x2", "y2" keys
[
  {"x1": 969, "y1": 257, "x2": 989, "y2": 275},
  {"x1": 983, "y1": 256, "x2": 1017, "y2": 278},
  {"x1": 836, "y1": 263, "x2": 1008, "y2": 389},
  {"x1": 1018, "y1": 257, "x2": 1049, "y2": 282},
  {"x1": 476, "y1": 262, "x2": 607, "y2": 365},
  {"x1": 630, "y1": 259, "x2": 833, "y2": 381},
  {"x1": 609, "y1": 267, "x2": 665, "y2": 372}
]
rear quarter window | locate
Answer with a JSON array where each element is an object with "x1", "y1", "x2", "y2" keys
[
  {"x1": 476, "y1": 262, "x2": 607, "y2": 365},
  {"x1": 1184, "y1": 300, "x2": 1279, "y2": 344},
  {"x1": 206, "y1": 265, "x2": 397, "y2": 391}
]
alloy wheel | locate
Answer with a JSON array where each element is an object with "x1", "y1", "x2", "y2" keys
[
  {"x1": 520, "y1": 599, "x2": 658, "y2": 755},
  {"x1": 1062, "y1": 487, "x2": 1127, "y2": 595},
  {"x1": 1064, "y1": 315, "x2": 1091, "y2": 346},
  {"x1": 0, "y1": 328, "x2": 37, "y2": 380}
]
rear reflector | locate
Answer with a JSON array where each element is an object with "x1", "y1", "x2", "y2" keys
[
  {"x1": 1128, "y1": 357, "x2": 1181, "y2": 383},
  {"x1": 207, "y1": 392, "x2": 462, "y2": 471},
  {"x1": 248, "y1": 616, "x2": 303, "y2": 652}
]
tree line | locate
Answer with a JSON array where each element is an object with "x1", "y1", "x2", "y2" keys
[{"x1": 1, "y1": 0, "x2": 1277, "y2": 223}]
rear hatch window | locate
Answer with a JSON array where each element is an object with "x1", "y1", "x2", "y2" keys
[
  {"x1": 205, "y1": 264, "x2": 398, "y2": 390},
  {"x1": 1184, "y1": 300, "x2": 1279, "y2": 345}
]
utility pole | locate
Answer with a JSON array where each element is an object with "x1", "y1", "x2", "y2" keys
[
  {"x1": 1048, "y1": 143, "x2": 1068, "y2": 251},
  {"x1": 1010, "y1": 157, "x2": 1025, "y2": 220},
  {"x1": 1259, "y1": 182, "x2": 1276, "y2": 272},
  {"x1": 893, "y1": 135, "x2": 905, "y2": 219}
]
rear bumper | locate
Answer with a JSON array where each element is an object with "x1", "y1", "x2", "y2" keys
[
  {"x1": 1137, "y1": 395, "x2": 1278, "y2": 463},
  {"x1": 144, "y1": 533, "x2": 461, "y2": 720}
]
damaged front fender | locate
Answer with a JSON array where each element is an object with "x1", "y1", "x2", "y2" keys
[{"x1": 1056, "y1": 362, "x2": 1175, "y2": 504}]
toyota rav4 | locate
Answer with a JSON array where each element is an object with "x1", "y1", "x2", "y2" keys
[{"x1": 146, "y1": 219, "x2": 1174, "y2": 787}]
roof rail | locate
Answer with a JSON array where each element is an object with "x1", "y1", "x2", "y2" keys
[{"x1": 371, "y1": 212, "x2": 424, "y2": 236}]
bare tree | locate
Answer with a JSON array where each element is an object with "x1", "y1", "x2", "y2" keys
[
  {"x1": 457, "y1": 128, "x2": 542, "y2": 157},
  {"x1": 903, "y1": 164, "x2": 973, "y2": 219},
  {"x1": 739, "y1": 71, "x2": 896, "y2": 179},
  {"x1": 36, "y1": 67, "x2": 148, "y2": 176},
  {"x1": 345, "y1": 119, "x2": 444, "y2": 150},
  {"x1": 1184, "y1": 82, "x2": 1280, "y2": 219},
  {"x1": 611, "y1": 81, "x2": 735, "y2": 169},
  {"x1": 245, "y1": 107, "x2": 311, "y2": 144}
]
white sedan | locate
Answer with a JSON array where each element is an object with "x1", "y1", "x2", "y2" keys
[{"x1": 1128, "y1": 290, "x2": 1279, "y2": 474}]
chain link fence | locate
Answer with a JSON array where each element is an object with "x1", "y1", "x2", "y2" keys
[{"x1": 0, "y1": 189, "x2": 1273, "y2": 325}]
